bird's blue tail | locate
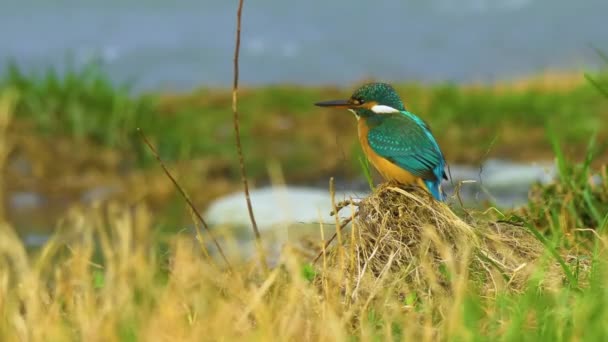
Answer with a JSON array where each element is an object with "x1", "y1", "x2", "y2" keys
[{"x1": 424, "y1": 180, "x2": 445, "y2": 201}]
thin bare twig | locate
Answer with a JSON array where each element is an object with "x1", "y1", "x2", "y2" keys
[
  {"x1": 232, "y1": 0, "x2": 266, "y2": 270},
  {"x1": 137, "y1": 128, "x2": 232, "y2": 271},
  {"x1": 313, "y1": 215, "x2": 355, "y2": 265}
]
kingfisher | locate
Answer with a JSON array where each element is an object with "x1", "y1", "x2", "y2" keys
[{"x1": 315, "y1": 82, "x2": 448, "y2": 201}]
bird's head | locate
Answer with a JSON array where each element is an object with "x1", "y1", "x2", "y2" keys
[{"x1": 315, "y1": 82, "x2": 405, "y2": 118}]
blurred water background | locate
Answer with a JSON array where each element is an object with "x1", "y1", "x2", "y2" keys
[{"x1": 1, "y1": 0, "x2": 606, "y2": 90}]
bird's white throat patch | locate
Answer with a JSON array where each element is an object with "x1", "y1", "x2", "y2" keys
[{"x1": 370, "y1": 105, "x2": 400, "y2": 114}]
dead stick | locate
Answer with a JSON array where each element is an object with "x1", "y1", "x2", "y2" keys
[
  {"x1": 137, "y1": 128, "x2": 232, "y2": 271},
  {"x1": 232, "y1": 0, "x2": 267, "y2": 270},
  {"x1": 313, "y1": 216, "x2": 355, "y2": 264}
]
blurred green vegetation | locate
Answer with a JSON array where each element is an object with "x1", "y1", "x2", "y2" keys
[
  {"x1": 523, "y1": 135, "x2": 608, "y2": 236},
  {"x1": 519, "y1": 66, "x2": 608, "y2": 242},
  {"x1": 3, "y1": 62, "x2": 608, "y2": 182}
]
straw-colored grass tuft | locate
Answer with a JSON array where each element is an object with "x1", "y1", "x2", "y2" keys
[{"x1": 321, "y1": 183, "x2": 566, "y2": 304}]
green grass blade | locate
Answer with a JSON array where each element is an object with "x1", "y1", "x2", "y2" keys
[
  {"x1": 547, "y1": 128, "x2": 568, "y2": 179},
  {"x1": 582, "y1": 190, "x2": 603, "y2": 227},
  {"x1": 584, "y1": 73, "x2": 608, "y2": 98},
  {"x1": 599, "y1": 213, "x2": 608, "y2": 234},
  {"x1": 590, "y1": 45, "x2": 608, "y2": 65},
  {"x1": 509, "y1": 214, "x2": 578, "y2": 288},
  {"x1": 359, "y1": 155, "x2": 375, "y2": 191}
]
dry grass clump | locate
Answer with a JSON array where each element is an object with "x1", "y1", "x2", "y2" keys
[
  {"x1": 0, "y1": 200, "x2": 442, "y2": 341},
  {"x1": 0, "y1": 184, "x2": 595, "y2": 341},
  {"x1": 321, "y1": 183, "x2": 566, "y2": 303}
]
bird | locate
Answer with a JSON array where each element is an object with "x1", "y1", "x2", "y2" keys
[{"x1": 315, "y1": 82, "x2": 448, "y2": 201}]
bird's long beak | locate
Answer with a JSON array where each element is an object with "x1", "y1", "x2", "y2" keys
[{"x1": 314, "y1": 99, "x2": 351, "y2": 108}]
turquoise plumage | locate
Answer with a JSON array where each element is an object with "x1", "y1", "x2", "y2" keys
[{"x1": 366, "y1": 112, "x2": 446, "y2": 200}]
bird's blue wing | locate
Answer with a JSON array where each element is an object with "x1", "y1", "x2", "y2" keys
[{"x1": 367, "y1": 113, "x2": 444, "y2": 182}]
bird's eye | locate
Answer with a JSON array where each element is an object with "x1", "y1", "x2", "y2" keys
[{"x1": 351, "y1": 98, "x2": 364, "y2": 105}]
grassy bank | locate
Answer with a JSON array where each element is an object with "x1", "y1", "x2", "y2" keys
[
  {"x1": 0, "y1": 145, "x2": 607, "y2": 341},
  {"x1": 3, "y1": 64, "x2": 608, "y2": 185}
]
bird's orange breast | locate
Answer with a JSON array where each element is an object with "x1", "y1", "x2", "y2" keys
[{"x1": 357, "y1": 119, "x2": 427, "y2": 189}]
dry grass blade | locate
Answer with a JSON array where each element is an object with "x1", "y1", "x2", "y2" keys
[
  {"x1": 0, "y1": 89, "x2": 18, "y2": 221},
  {"x1": 330, "y1": 177, "x2": 343, "y2": 245},
  {"x1": 137, "y1": 128, "x2": 232, "y2": 271}
]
